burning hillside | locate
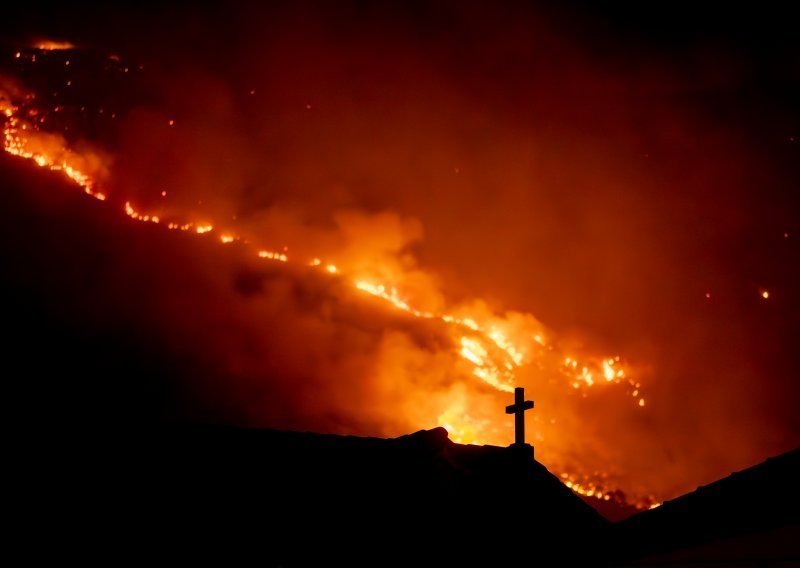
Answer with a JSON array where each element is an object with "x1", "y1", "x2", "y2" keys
[
  {"x1": 1, "y1": 2, "x2": 797, "y2": 516},
  {"x1": 2, "y1": 43, "x2": 654, "y2": 508}
]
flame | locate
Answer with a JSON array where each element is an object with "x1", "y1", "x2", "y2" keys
[
  {"x1": 559, "y1": 471, "x2": 661, "y2": 510},
  {"x1": 125, "y1": 201, "x2": 159, "y2": 224},
  {"x1": 258, "y1": 250, "x2": 289, "y2": 262},
  {"x1": 33, "y1": 40, "x2": 76, "y2": 51},
  {"x1": 3, "y1": 115, "x2": 107, "y2": 201}
]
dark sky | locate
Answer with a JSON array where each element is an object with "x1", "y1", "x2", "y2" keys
[{"x1": 1, "y1": 1, "x2": 798, "y2": 503}]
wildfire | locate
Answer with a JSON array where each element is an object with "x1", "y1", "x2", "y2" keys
[
  {"x1": 3, "y1": 115, "x2": 106, "y2": 201},
  {"x1": 2, "y1": 50, "x2": 642, "y2": 413},
  {"x1": 1, "y1": 43, "x2": 656, "y2": 509}
]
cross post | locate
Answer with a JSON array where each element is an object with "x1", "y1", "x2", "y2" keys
[{"x1": 505, "y1": 387, "x2": 534, "y2": 446}]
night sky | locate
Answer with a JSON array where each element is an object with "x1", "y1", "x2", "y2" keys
[{"x1": 1, "y1": 1, "x2": 798, "y2": 505}]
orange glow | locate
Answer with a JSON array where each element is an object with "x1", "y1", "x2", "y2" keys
[{"x1": 33, "y1": 40, "x2": 76, "y2": 50}]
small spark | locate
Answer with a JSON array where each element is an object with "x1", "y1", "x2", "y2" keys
[
  {"x1": 168, "y1": 119, "x2": 175, "y2": 126},
  {"x1": 761, "y1": 290, "x2": 770, "y2": 300},
  {"x1": 705, "y1": 292, "x2": 711, "y2": 299}
]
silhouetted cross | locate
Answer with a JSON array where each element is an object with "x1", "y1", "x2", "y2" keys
[{"x1": 505, "y1": 387, "x2": 534, "y2": 446}]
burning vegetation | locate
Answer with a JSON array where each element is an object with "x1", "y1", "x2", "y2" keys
[
  {"x1": 2, "y1": 8, "x2": 796, "y2": 518},
  {"x1": 1, "y1": 43, "x2": 657, "y2": 509}
]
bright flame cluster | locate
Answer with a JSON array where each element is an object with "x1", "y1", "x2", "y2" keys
[
  {"x1": 125, "y1": 201, "x2": 218, "y2": 234},
  {"x1": 4, "y1": 115, "x2": 107, "y2": 201},
  {"x1": 559, "y1": 472, "x2": 659, "y2": 510}
]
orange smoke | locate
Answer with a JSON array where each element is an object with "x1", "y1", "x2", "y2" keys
[{"x1": 2, "y1": 7, "x2": 796, "y2": 516}]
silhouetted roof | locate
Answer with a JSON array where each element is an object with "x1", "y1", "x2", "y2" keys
[
  {"x1": 613, "y1": 448, "x2": 800, "y2": 563},
  {"x1": 110, "y1": 425, "x2": 609, "y2": 563}
]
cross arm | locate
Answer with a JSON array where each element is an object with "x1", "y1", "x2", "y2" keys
[{"x1": 505, "y1": 400, "x2": 534, "y2": 414}]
